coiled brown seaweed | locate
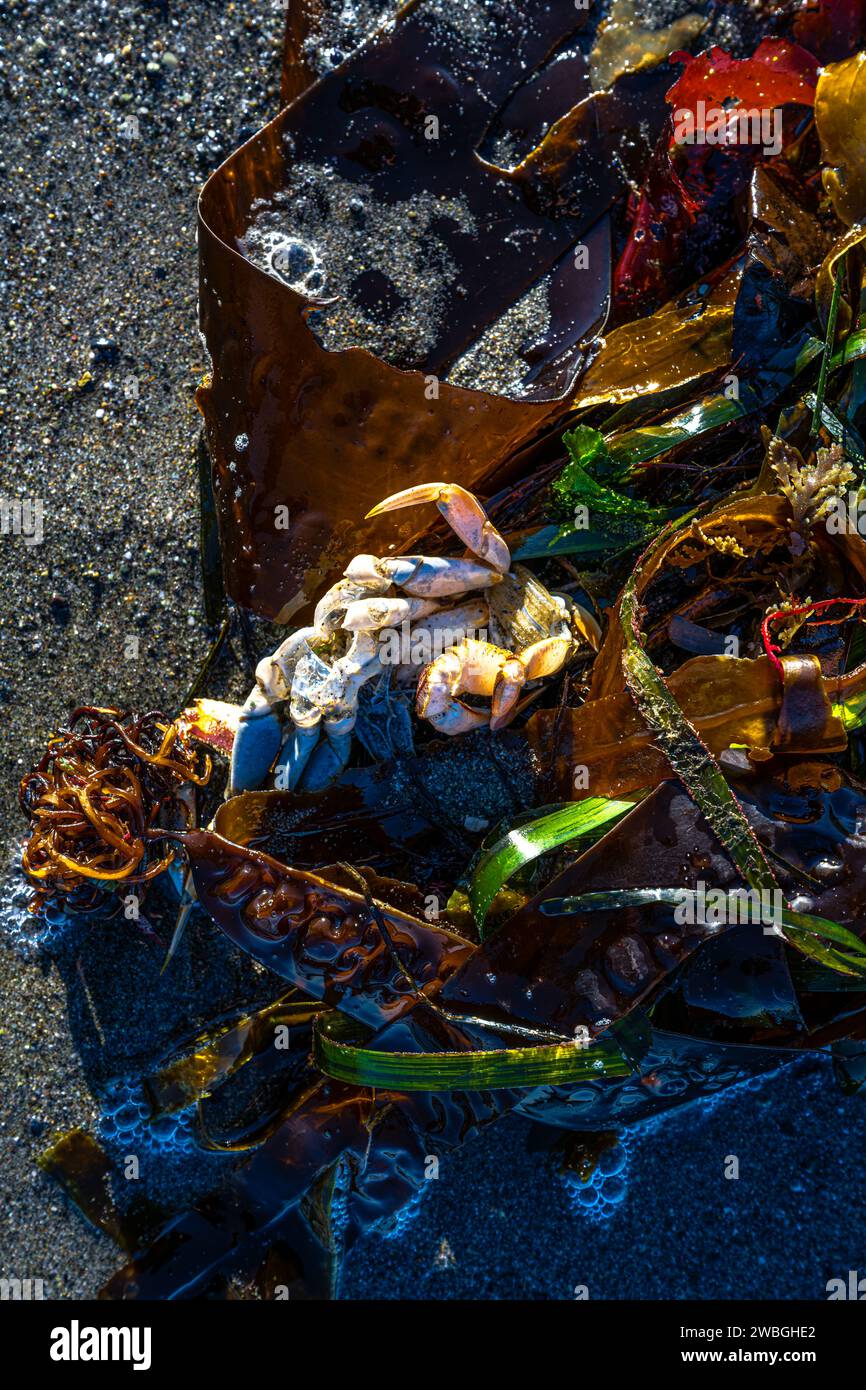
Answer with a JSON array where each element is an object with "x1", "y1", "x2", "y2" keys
[{"x1": 20, "y1": 707, "x2": 211, "y2": 909}]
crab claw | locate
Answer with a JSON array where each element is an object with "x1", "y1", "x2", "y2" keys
[
  {"x1": 416, "y1": 638, "x2": 513, "y2": 736},
  {"x1": 229, "y1": 689, "x2": 284, "y2": 795},
  {"x1": 416, "y1": 645, "x2": 490, "y2": 735},
  {"x1": 490, "y1": 636, "x2": 572, "y2": 730},
  {"x1": 367, "y1": 482, "x2": 511, "y2": 574},
  {"x1": 488, "y1": 658, "x2": 526, "y2": 731}
]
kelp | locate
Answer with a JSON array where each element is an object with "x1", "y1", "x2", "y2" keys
[
  {"x1": 595, "y1": 325, "x2": 866, "y2": 473},
  {"x1": 575, "y1": 269, "x2": 739, "y2": 410},
  {"x1": 815, "y1": 225, "x2": 866, "y2": 337},
  {"x1": 170, "y1": 829, "x2": 474, "y2": 1033},
  {"x1": 443, "y1": 761, "x2": 866, "y2": 1040},
  {"x1": 529, "y1": 478, "x2": 866, "y2": 803},
  {"x1": 815, "y1": 50, "x2": 866, "y2": 226},
  {"x1": 312, "y1": 1009, "x2": 630, "y2": 1091},
  {"x1": 112, "y1": 743, "x2": 866, "y2": 1295},
  {"x1": 620, "y1": 561, "x2": 778, "y2": 891},
  {"x1": 541, "y1": 889, "x2": 866, "y2": 979},
  {"x1": 529, "y1": 651, "x2": 866, "y2": 803},
  {"x1": 613, "y1": 39, "x2": 820, "y2": 318},
  {"x1": 733, "y1": 165, "x2": 833, "y2": 377},
  {"x1": 588, "y1": 0, "x2": 707, "y2": 93},
  {"x1": 517, "y1": 313, "x2": 866, "y2": 567},
  {"x1": 103, "y1": 1074, "x2": 527, "y2": 1300},
  {"x1": 194, "y1": 0, "x2": 866, "y2": 625},
  {"x1": 209, "y1": 731, "x2": 536, "y2": 891},
  {"x1": 38, "y1": 1129, "x2": 161, "y2": 1254},
  {"x1": 143, "y1": 992, "x2": 325, "y2": 1118},
  {"x1": 20, "y1": 708, "x2": 210, "y2": 910},
  {"x1": 441, "y1": 782, "x2": 773, "y2": 1038},
  {"x1": 588, "y1": 492, "x2": 866, "y2": 701},
  {"x1": 605, "y1": 461, "x2": 857, "y2": 893},
  {"x1": 197, "y1": 0, "x2": 680, "y2": 620}
]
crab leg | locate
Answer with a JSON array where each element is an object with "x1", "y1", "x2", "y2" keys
[
  {"x1": 340, "y1": 595, "x2": 440, "y2": 631},
  {"x1": 229, "y1": 627, "x2": 320, "y2": 795},
  {"x1": 314, "y1": 575, "x2": 392, "y2": 634},
  {"x1": 272, "y1": 722, "x2": 320, "y2": 792},
  {"x1": 299, "y1": 713, "x2": 356, "y2": 792},
  {"x1": 345, "y1": 552, "x2": 502, "y2": 598},
  {"x1": 383, "y1": 597, "x2": 490, "y2": 685},
  {"x1": 230, "y1": 689, "x2": 284, "y2": 796},
  {"x1": 366, "y1": 481, "x2": 511, "y2": 574},
  {"x1": 273, "y1": 716, "x2": 343, "y2": 795},
  {"x1": 394, "y1": 597, "x2": 491, "y2": 655}
]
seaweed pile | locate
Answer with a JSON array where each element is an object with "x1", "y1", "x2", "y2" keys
[
  {"x1": 19, "y1": 0, "x2": 866, "y2": 1299},
  {"x1": 20, "y1": 708, "x2": 210, "y2": 913}
]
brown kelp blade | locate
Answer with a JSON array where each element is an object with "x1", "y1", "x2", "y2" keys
[
  {"x1": 530, "y1": 651, "x2": 866, "y2": 803},
  {"x1": 174, "y1": 828, "x2": 474, "y2": 1031},
  {"x1": 102, "y1": 754, "x2": 866, "y2": 1299},
  {"x1": 143, "y1": 991, "x2": 325, "y2": 1118},
  {"x1": 197, "y1": 0, "x2": 678, "y2": 620},
  {"x1": 38, "y1": 1129, "x2": 163, "y2": 1255}
]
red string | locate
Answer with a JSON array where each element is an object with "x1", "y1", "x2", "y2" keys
[{"x1": 761, "y1": 597, "x2": 866, "y2": 680}]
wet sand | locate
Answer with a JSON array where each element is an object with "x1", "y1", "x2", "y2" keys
[{"x1": 0, "y1": 0, "x2": 296, "y2": 1299}]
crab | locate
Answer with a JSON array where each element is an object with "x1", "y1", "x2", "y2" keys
[{"x1": 230, "y1": 482, "x2": 600, "y2": 794}]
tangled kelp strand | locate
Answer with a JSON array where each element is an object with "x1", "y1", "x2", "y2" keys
[{"x1": 19, "y1": 708, "x2": 211, "y2": 910}]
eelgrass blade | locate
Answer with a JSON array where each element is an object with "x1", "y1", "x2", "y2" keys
[
  {"x1": 313, "y1": 1011, "x2": 631, "y2": 1091},
  {"x1": 540, "y1": 888, "x2": 866, "y2": 979},
  {"x1": 469, "y1": 797, "x2": 639, "y2": 933},
  {"x1": 620, "y1": 566, "x2": 778, "y2": 892}
]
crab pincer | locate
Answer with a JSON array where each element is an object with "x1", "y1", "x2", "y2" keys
[
  {"x1": 417, "y1": 634, "x2": 575, "y2": 735},
  {"x1": 367, "y1": 481, "x2": 511, "y2": 574}
]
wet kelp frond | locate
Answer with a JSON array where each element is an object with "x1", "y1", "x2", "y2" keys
[{"x1": 20, "y1": 707, "x2": 211, "y2": 910}]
